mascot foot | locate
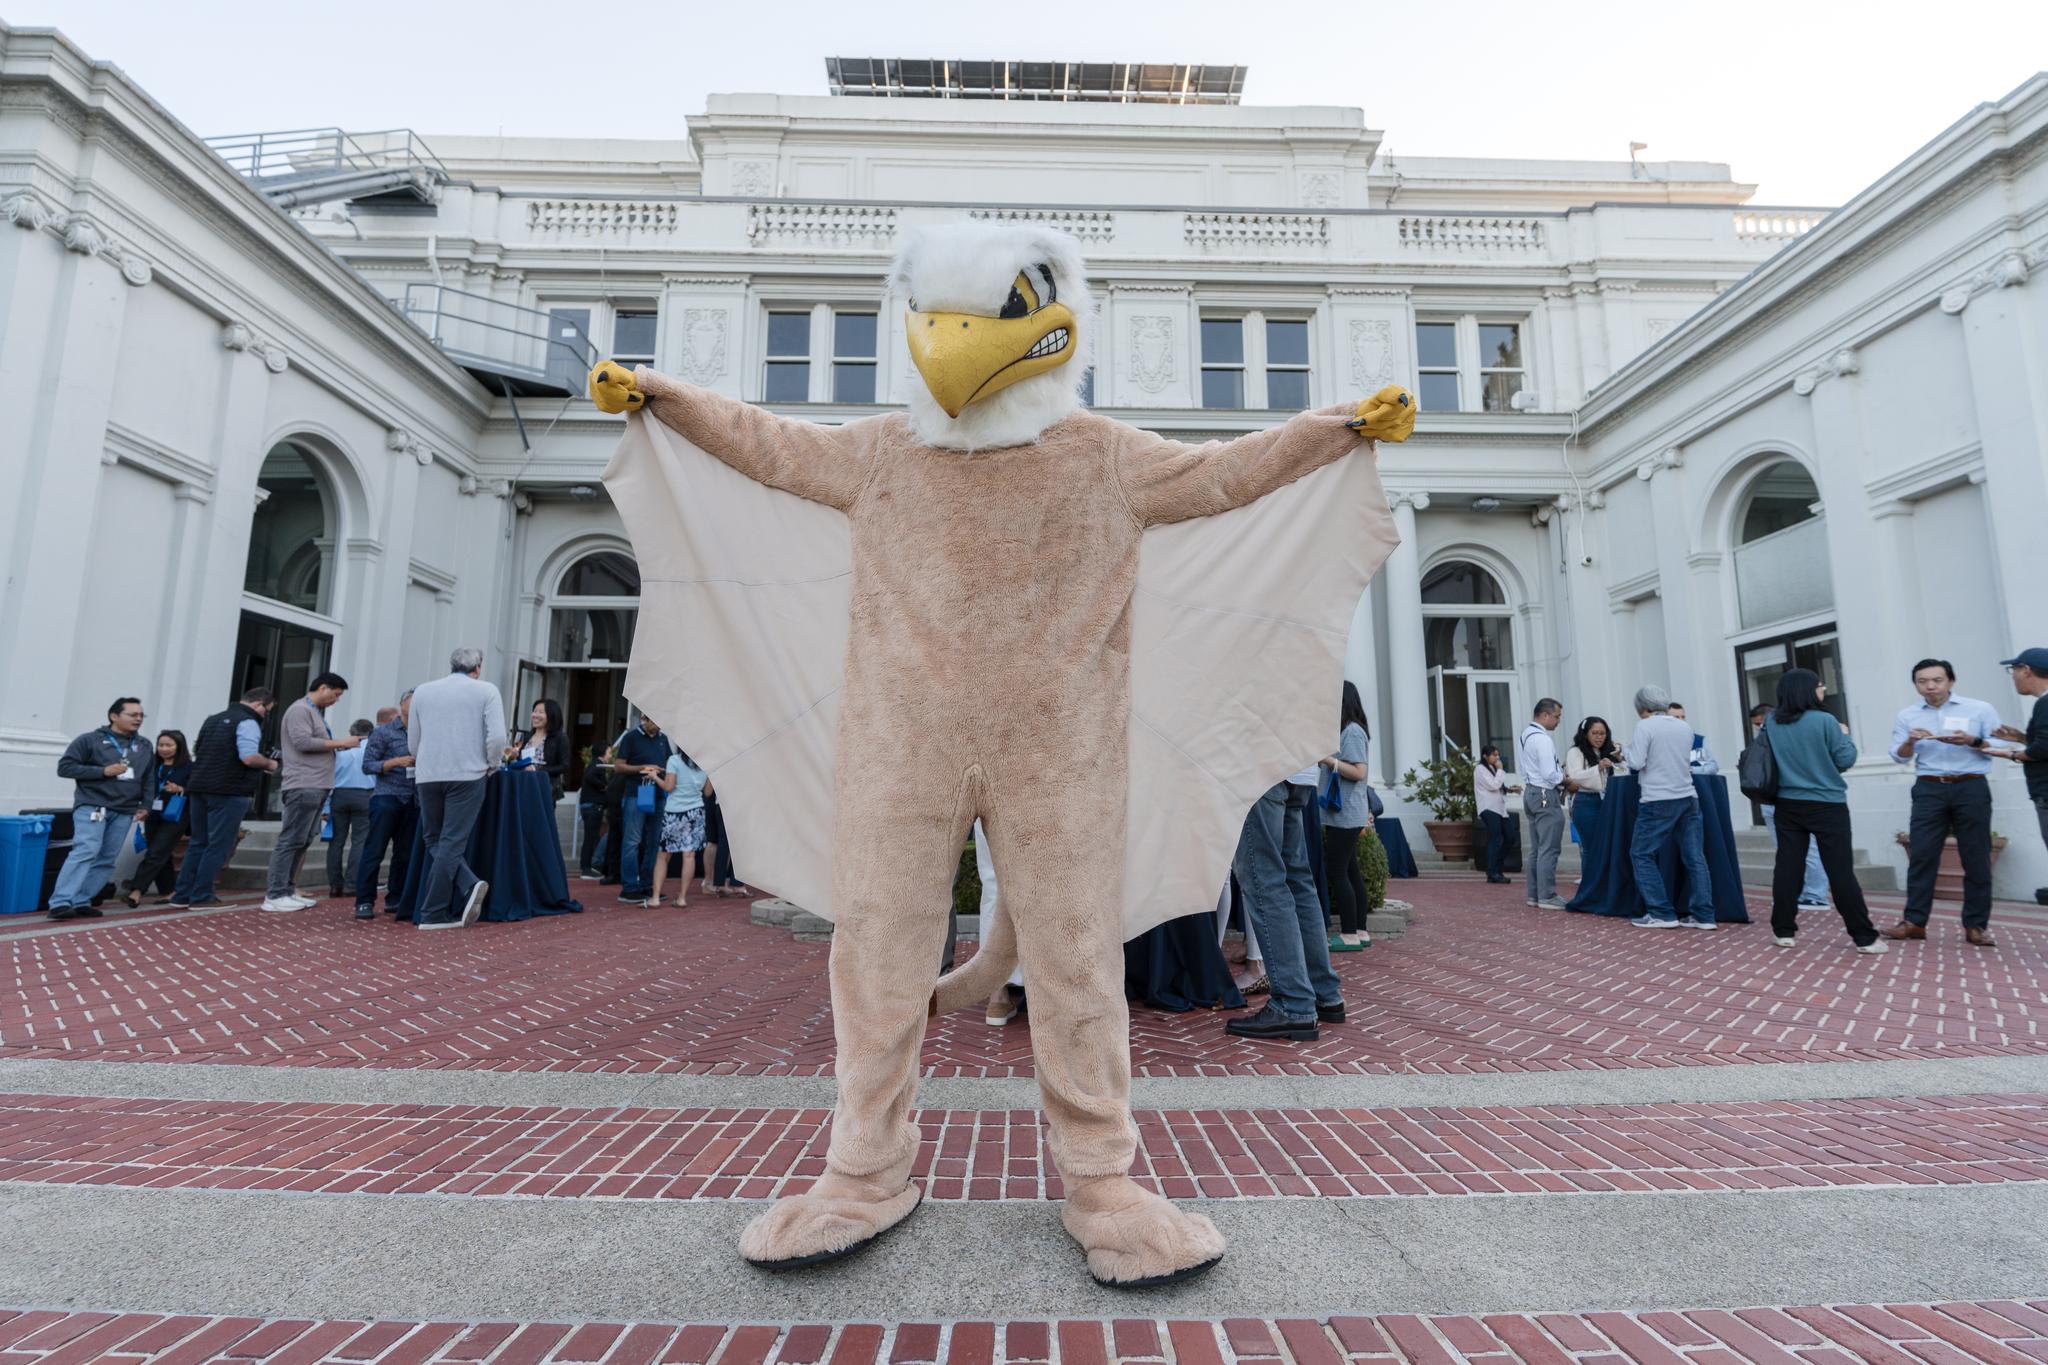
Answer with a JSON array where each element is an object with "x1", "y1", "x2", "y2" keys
[
  {"x1": 1060, "y1": 1175, "x2": 1225, "y2": 1289},
  {"x1": 740, "y1": 1172, "x2": 923, "y2": 1271}
]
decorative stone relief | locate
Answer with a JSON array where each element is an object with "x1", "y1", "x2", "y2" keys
[
  {"x1": 730, "y1": 159, "x2": 775, "y2": 197},
  {"x1": 968, "y1": 208, "x2": 1116, "y2": 242},
  {"x1": 384, "y1": 429, "x2": 431, "y2": 465},
  {"x1": 747, "y1": 202, "x2": 896, "y2": 248},
  {"x1": 681, "y1": 308, "x2": 730, "y2": 384},
  {"x1": 1298, "y1": 172, "x2": 1340, "y2": 208},
  {"x1": 258, "y1": 342, "x2": 290, "y2": 374},
  {"x1": 6, "y1": 199, "x2": 152, "y2": 284},
  {"x1": 1348, "y1": 319, "x2": 1394, "y2": 391},
  {"x1": 1645, "y1": 318, "x2": 1681, "y2": 342},
  {"x1": 1127, "y1": 315, "x2": 1176, "y2": 395},
  {"x1": 1184, "y1": 212, "x2": 1328, "y2": 250},
  {"x1": 3, "y1": 191, "x2": 49, "y2": 231},
  {"x1": 221, "y1": 323, "x2": 254, "y2": 352},
  {"x1": 61, "y1": 216, "x2": 106, "y2": 257}
]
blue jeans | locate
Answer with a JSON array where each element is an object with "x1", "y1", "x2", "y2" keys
[
  {"x1": 1232, "y1": 782, "x2": 1342, "y2": 1020},
  {"x1": 170, "y1": 793, "x2": 249, "y2": 903},
  {"x1": 1760, "y1": 803, "x2": 1827, "y2": 903},
  {"x1": 50, "y1": 804, "x2": 134, "y2": 908},
  {"x1": 353, "y1": 795, "x2": 417, "y2": 911},
  {"x1": 1570, "y1": 791, "x2": 1603, "y2": 848},
  {"x1": 620, "y1": 797, "x2": 659, "y2": 896},
  {"x1": 1630, "y1": 795, "x2": 1714, "y2": 923}
]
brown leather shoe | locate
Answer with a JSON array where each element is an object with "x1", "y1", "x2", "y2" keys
[
  {"x1": 1883, "y1": 922, "x2": 1926, "y2": 941},
  {"x1": 1966, "y1": 927, "x2": 1997, "y2": 948}
]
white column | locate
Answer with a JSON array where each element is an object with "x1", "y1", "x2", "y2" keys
[
  {"x1": 1947, "y1": 263, "x2": 2048, "y2": 647},
  {"x1": 1343, "y1": 587, "x2": 1386, "y2": 783},
  {"x1": 0, "y1": 219, "x2": 134, "y2": 802},
  {"x1": 1384, "y1": 491, "x2": 1432, "y2": 781}
]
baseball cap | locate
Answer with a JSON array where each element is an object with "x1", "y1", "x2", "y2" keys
[{"x1": 1999, "y1": 647, "x2": 2048, "y2": 672}]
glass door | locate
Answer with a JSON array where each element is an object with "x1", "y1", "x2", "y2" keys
[
  {"x1": 232, "y1": 610, "x2": 332, "y2": 818},
  {"x1": 1737, "y1": 626, "x2": 1846, "y2": 728},
  {"x1": 1429, "y1": 667, "x2": 1520, "y2": 769}
]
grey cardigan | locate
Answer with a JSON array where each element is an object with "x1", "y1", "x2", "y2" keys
[{"x1": 407, "y1": 671, "x2": 509, "y2": 784}]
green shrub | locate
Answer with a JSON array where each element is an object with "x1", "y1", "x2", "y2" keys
[
  {"x1": 952, "y1": 838, "x2": 982, "y2": 919},
  {"x1": 1356, "y1": 826, "x2": 1389, "y2": 910}
]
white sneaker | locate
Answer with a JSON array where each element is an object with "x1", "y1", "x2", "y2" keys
[
  {"x1": 461, "y1": 880, "x2": 489, "y2": 927},
  {"x1": 1683, "y1": 918, "x2": 1717, "y2": 930},
  {"x1": 1857, "y1": 939, "x2": 1889, "y2": 955},
  {"x1": 260, "y1": 897, "x2": 305, "y2": 913},
  {"x1": 1629, "y1": 916, "x2": 1680, "y2": 929},
  {"x1": 284, "y1": 893, "x2": 317, "y2": 909},
  {"x1": 1774, "y1": 936, "x2": 1797, "y2": 947}
]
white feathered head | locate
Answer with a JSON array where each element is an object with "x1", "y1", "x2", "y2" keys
[{"x1": 889, "y1": 222, "x2": 1095, "y2": 450}]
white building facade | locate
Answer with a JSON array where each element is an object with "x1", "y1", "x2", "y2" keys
[{"x1": 4, "y1": 25, "x2": 2044, "y2": 893}]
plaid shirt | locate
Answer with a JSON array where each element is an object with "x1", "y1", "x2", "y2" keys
[{"x1": 360, "y1": 719, "x2": 415, "y2": 802}]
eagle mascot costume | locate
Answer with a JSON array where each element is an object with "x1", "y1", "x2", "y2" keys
[{"x1": 593, "y1": 221, "x2": 1411, "y2": 1288}]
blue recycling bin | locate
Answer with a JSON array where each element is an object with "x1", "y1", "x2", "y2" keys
[{"x1": 0, "y1": 814, "x2": 54, "y2": 915}]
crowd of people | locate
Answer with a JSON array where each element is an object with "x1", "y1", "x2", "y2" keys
[{"x1": 39, "y1": 641, "x2": 2048, "y2": 1038}]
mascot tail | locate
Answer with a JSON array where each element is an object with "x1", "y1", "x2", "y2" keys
[{"x1": 928, "y1": 902, "x2": 1018, "y2": 1015}]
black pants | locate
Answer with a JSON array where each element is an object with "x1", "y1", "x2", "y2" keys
[
  {"x1": 1904, "y1": 777, "x2": 1994, "y2": 928},
  {"x1": 1770, "y1": 798, "x2": 1879, "y2": 946},
  {"x1": 126, "y1": 812, "x2": 186, "y2": 895},
  {"x1": 577, "y1": 799, "x2": 605, "y2": 873},
  {"x1": 353, "y1": 795, "x2": 417, "y2": 912},
  {"x1": 601, "y1": 781, "x2": 629, "y2": 881},
  {"x1": 1322, "y1": 824, "x2": 1367, "y2": 934},
  {"x1": 1480, "y1": 810, "x2": 1508, "y2": 879}
]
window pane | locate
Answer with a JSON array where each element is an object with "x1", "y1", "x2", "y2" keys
[
  {"x1": 1739, "y1": 463, "x2": 1822, "y2": 543},
  {"x1": 245, "y1": 442, "x2": 328, "y2": 612},
  {"x1": 558, "y1": 551, "x2": 641, "y2": 597},
  {"x1": 834, "y1": 311, "x2": 877, "y2": 359},
  {"x1": 1265, "y1": 318, "x2": 1308, "y2": 367},
  {"x1": 1201, "y1": 368, "x2": 1244, "y2": 409},
  {"x1": 1481, "y1": 370, "x2": 1524, "y2": 412},
  {"x1": 1419, "y1": 372, "x2": 1461, "y2": 413},
  {"x1": 613, "y1": 309, "x2": 657, "y2": 358},
  {"x1": 549, "y1": 608, "x2": 637, "y2": 664},
  {"x1": 1476, "y1": 681, "x2": 1515, "y2": 765},
  {"x1": 1422, "y1": 560, "x2": 1506, "y2": 605},
  {"x1": 1201, "y1": 317, "x2": 1243, "y2": 365},
  {"x1": 833, "y1": 361, "x2": 876, "y2": 403},
  {"x1": 1479, "y1": 323, "x2": 1522, "y2": 369},
  {"x1": 1416, "y1": 322, "x2": 1458, "y2": 369},
  {"x1": 767, "y1": 312, "x2": 810, "y2": 358},
  {"x1": 1423, "y1": 616, "x2": 1516, "y2": 670},
  {"x1": 764, "y1": 360, "x2": 810, "y2": 401},
  {"x1": 1266, "y1": 369, "x2": 1309, "y2": 411}
]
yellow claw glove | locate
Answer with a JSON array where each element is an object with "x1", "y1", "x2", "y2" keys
[
  {"x1": 588, "y1": 360, "x2": 647, "y2": 415},
  {"x1": 1348, "y1": 384, "x2": 1417, "y2": 443}
]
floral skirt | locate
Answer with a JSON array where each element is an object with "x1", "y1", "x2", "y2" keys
[{"x1": 659, "y1": 807, "x2": 706, "y2": 853}]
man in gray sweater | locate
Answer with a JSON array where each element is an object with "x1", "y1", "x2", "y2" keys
[
  {"x1": 1623, "y1": 684, "x2": 1717, "y2": 930},
  {"x1": 262, "y1": 672, "x2": 361, "y2": 913},
  {"x1": 407, "y1": 646, "x2": 508, "y2": 929}
]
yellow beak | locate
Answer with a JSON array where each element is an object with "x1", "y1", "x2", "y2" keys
[{"x1": 905, "y1": 303, "x2": 1077, "y2": 418}]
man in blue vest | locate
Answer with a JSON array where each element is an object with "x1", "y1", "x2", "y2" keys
[{"x1": 169, "y1": 688, "x2": 279, "y2": 909}]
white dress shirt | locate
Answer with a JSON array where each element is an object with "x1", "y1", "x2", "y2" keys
[{"x1": 1519, "y1": 724, "x2": 1564, "y2": 790}]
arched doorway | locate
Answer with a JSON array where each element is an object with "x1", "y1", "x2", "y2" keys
[
  {"x1": 235, "y1": 440, "x2": 343, "y2": 816},
  {"x1": 1727, "y1": 460, "x2": 1847, "y2": 725},
  {"x1": 1422, "y1": 558, "x2": 1520, "y2": 767},
  {"x1": 534, "y1": 548, "x2": 641, "y2": 787}
]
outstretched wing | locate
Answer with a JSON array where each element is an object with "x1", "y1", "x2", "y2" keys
[
  {"x1": 1122, "y1": 452, "x2": 1398, "y2": 940},
  {"x1": 602, "y1": 413, "x2": 848, "y2": 920}
]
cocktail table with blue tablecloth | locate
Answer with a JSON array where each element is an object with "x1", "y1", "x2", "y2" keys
[
  {"x1": 1372, "y1": 816, "x2": 1420, "y2": 879},
  {"x1": 1564, "y1": 772, "x2": 1750, "y2": 923},
  {"x1": 392, "y1": 769, "x2": 582, "y2": 924}
]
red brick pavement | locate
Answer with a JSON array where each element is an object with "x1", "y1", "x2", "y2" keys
[
  {"x1": 3, "y1": 883, "x2": 2044, "y2": 1076},
  {"x1": 2, "y1": 1090, "x2": 2045, "y2": 1202},
  {"x1": 4, "y1": 1304, "x2": 2048, "y2": 1364}
]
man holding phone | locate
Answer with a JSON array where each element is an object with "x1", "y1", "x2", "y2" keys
[
  {"x1": 1886, "y1": 658, "x2": 2001, "y2": 946},
  {"x1": 47, "y1": 697, "x2": 155, "y2": 919}
]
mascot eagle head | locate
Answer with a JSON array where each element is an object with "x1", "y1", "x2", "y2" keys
[{"x1": 891, "y1": 222, "x2": 1094, "y2": 451}]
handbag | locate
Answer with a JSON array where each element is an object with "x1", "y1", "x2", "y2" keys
[
  {"x1": 1366, "y1": 784, "x2": 1385, "y2": 818},
  {"x1": 636, "y1": 778, "x2": 658, "y2": 814},
  {"x1": 162, "y1": 794, "x2": 185, "y2": 823},
  {"x1": 132, "y1": 820, "x2": 148, "y2": 853},
  {"x1": 1319, "y1": 767, "x2": 1343, "y2": 811},
  {"x1": 1737, "y1": 726, "x2": 1780, "y2": 804}
]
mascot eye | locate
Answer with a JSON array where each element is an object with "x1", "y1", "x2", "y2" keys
[
  {"x1": 999, "y1": 271, "x2": 1041, "y2": 320},
  {"x1": 999, "y1": 287, "x2": 1029, "y2": 319}
]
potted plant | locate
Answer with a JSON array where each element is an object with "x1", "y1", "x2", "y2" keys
[
  {"x1": 1893, "y1": 830, "x2": 2008, "y2": 902},
  {"x1": 1399, "y1": 746, "x2": 1479, "y2": 863}
]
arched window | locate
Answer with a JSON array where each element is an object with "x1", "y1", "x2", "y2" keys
[
  {"x1": 1732, "y1": 460, "x2": 1832, "y2": 630},
  {"x1": 1421, "y1": 558, "x2": 1518, "y2": 766},
  {"x1": 548, "y1": 550, "x2": 640, "y2": 664},
  {"x1": 244, "y1": 441, "x2": 334, "y2": 614},
  {"x1": 1738, "y1": 464, "x2": 1821, "y2": 544}
]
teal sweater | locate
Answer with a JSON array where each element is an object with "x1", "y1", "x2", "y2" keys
[{"x1": 1763, "y1": 710, "x2": 1857, "y2": 802}]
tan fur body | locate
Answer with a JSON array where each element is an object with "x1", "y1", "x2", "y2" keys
[{"x1": 633, "y1": 367, "x2": 1376, "y2": 1277}]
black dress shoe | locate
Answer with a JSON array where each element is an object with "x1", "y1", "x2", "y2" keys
[
  {"x1": 1486, "y1": 875, "x2": 1511, "y2": 884},
  {"x1": 72, "y1": 906, "x2": 103, "y2": 919},
  {"x1": 46, "y1": 906, "x2": 76, "y2": 921},
  {"x1": 354, "y1": 905, "x2": 376, "y2": 920},
  {"x1": 1225, "y1": 1004, "x2": 1319, "y2": 1041},
  {"x1": 2036, "y1": 888, "x2": 2048, "y2": 907},
  {"x1": 1317, "y1": 1002, "x2": 1346, "y2": 1024}
]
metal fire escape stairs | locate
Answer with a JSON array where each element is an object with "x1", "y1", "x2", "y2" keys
[{"x1": 204, "y1": 128, "x2": 598, "y2": 442}]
